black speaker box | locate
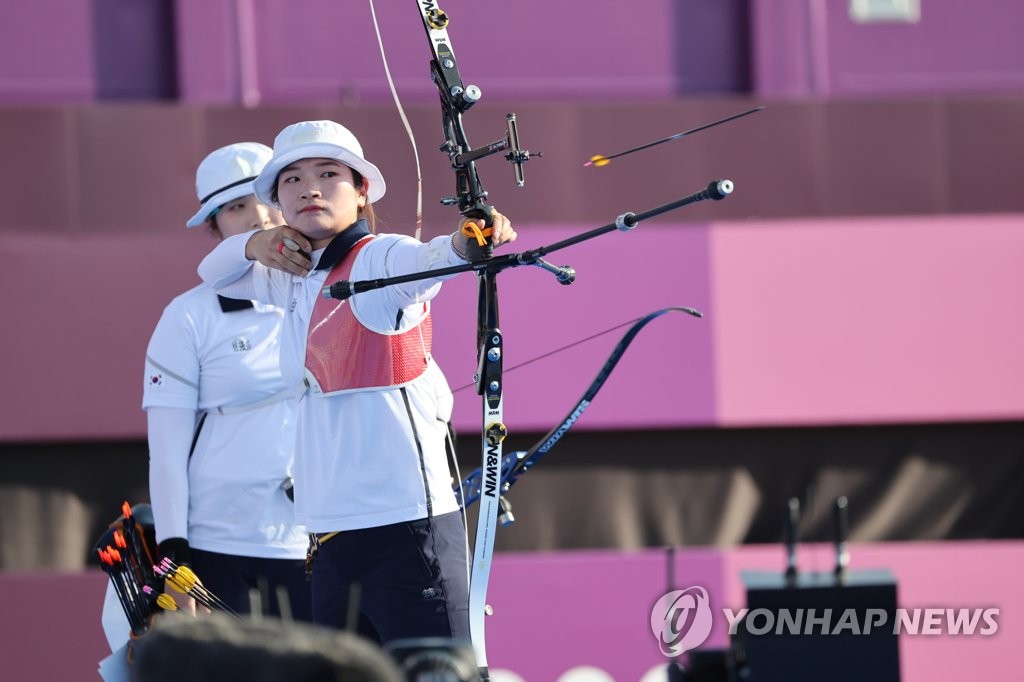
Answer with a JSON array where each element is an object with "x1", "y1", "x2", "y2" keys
[{"x1": 734, "y1": 570, "x2": 900, "y2": 682}]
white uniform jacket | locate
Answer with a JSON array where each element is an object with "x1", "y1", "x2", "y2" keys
[
  {"x1": 197, "y1": 221, "x2": 464, "y2": 533},
  {"x1": 143, "y1": 285, "x2": 307, "y2": 558}
]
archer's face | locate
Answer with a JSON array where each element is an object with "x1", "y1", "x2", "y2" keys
[
  {"x1": 212, "y1": 195, "x2": 282, "y2": 240},
  {"x1": 276, "y1": 158, "x2": 366, "y2": 248}
]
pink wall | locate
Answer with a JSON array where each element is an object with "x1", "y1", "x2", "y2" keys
[
  {"x1": 721, "y1": 542, "x2": 1024, "y2": 682},
  {"x1": 709, "y1": 214, "x2": 1024, "y2": 426},
  {"x1": 0, "y1": 571, "x2": 111, "y2": 680},
  {"x1": 488, "y1": 541, "x2": 1024, "y2": 680},
  {"x1": 3, "y1": 214, "x2": 1024, "y2": 440},
  {"x1": 0, "y1": 233, "x2": 210, "y2": 441},
  {"x1": 4, "y1": 541, "x2": 1020, "y2": 680},
  {"x1": 431, "y1": 224, "x2": 716, "y2": 434}
]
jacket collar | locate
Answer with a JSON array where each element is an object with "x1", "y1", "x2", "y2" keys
[
  {"x1": 217, "y1": 295, "x2": 254, "y2": 312},
  {"x1": 314, "y1": 219, "x2": 372, "y2": 271}
]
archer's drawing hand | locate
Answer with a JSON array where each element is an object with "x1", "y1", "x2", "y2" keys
[{"x1": 246, "y1": 226, "x2": 313, "y2": 276}]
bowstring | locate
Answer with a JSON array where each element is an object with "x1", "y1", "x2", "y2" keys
[
  {"x1": 451, "y1": 314, "x2": 653, "y2": 394},
  {"x1": 369, "y1": 0, "x2": 423, "y2": 241}
]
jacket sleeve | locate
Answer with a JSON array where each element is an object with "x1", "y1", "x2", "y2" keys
[
  {"x1": 146, "y1": 406, "x2": 198, "y2": 550},
  {"x1": 350, "y1": 233, "x2": 465, "y2": 330},
  {"x1": 198, "y1": 230, "x2": 289, "y2": 308}
]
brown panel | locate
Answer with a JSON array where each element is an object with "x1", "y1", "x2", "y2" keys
[
  {"x1": 74, "y1": 105, "x2": 201, "y2": 232},
  {"x1": 709, "y1": 101, "x2": 824, "y2": 219},
  {"x1": 536, "y1": 99, "x2": 774, "y2": 225},
  {"x1": 199, "y1": 101, "x2": 822, "y2": 230},
  {"x1": 2, "y1": 97, "x2": 1023, "y2": 236},
  {"x1": 201, "y1": 106, "x2": 307, "y2": 152},
  {"x1": 817, "y1": 99, "x2": 950, "y2": 216},
  {"x1": 335, "y1": 99, "x2": 818, "y2": 229},
  {"x1": 947, "y1": 97, "x2": 1024, "y2": 213},
  {"x1": 0, "y1": 109, "x2": 77, "y2": 231}
]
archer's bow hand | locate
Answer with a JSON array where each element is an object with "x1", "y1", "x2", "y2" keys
[{"x1": 451, "y1": 209, "x2": 517, "y2": 262}]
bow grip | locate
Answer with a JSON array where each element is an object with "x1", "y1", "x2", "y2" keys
[
  {"x1": 460, "y1": 220, "x2": 493, "y2": 247},
  {"x1": 460, "y1": 208, "x2": 494, "y2": 260}
]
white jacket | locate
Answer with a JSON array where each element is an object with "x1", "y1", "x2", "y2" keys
[{"x1": 198, "y1": 223, "x2": 464, "y2": 532}]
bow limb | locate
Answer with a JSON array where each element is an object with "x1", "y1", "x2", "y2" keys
[
  {"x1": 452, "y1": 305, "x2": 697, "y2": 676},
  {"x1": 455, "y1": 306, "x2": 703, "y2": 509}
]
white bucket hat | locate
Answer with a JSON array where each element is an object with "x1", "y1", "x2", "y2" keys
[
  {"x1": 253, "y1": 120, "x2": 387, "y2": 208},
  {"x1": 186, "y1": 142, "x2": 273, "y2": 228}
]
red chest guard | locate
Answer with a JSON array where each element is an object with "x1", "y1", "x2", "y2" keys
[{"x1": 304, "y1": 237, "x2": 433, "y2": 396}]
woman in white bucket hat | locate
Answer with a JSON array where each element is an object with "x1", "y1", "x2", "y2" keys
[
  {"x1": 141, "y1": 142, "x2": 312, "y2": 623},
  {"x1": 199, "y1": 120, "x2": 516, "y2": 645}
]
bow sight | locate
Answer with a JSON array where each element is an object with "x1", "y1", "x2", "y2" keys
[{"x1": 416, "y1": 4, "x2": 539, "y2": 226}]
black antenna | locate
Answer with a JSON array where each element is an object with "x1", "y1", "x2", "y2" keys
[
  {"x1": 666, "y1": 546, "x2": 685, "y2": 682},
  {"x1": 785, "y1": 497, "x2": 800, "y2": 583},
  {"x1": 834, "y1": 496, "x2": 850, "y2": 579}
]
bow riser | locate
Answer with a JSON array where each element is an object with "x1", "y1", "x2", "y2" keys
[{"x1": 415, "y1": 3, "x2": 494, "y2": 225}]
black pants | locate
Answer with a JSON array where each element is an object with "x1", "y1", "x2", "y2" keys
[
  {"x1": 190, "y1": 548, "x2": 312, "y2": 622},
  {"x1": 310, "y1": 510, "x2": 470, "y2": 645}
]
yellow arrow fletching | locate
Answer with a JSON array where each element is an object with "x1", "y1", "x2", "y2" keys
[
  {"x1": 156, "y1": 593, "x2": 178, "y2": 611},
  {"x1": 166, "y1": 572, "x2": 192, "y2": 594},
  {"x1": 176, "y1": 565, "x2": 199, "y2": 587}
]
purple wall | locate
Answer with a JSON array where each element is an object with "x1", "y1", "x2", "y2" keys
[
  {"x1": 5, "y1": 541, "x2": 1021, "y2": 680},
  {"x1": 0, "y1": 0, "x2": 176, "y2": 103},
  {"x1": 6, "y1": 2, "x2": 1024, "y2": 102},
  {"x1": 94, "y1": 0, "x2": 178, "y2": 99},
  {"x1": 752, "y1": 0, "x2": 1024, "y2": 97},
  {"x1": 1, "y1": 1, "x2": 750, "y2": 104},
  {"x1": 0, "y1": 2, "x2": 95, "y2": 103},
  {"x1": 175, "y1": 0, "x2": 747, "y2": 104}
]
